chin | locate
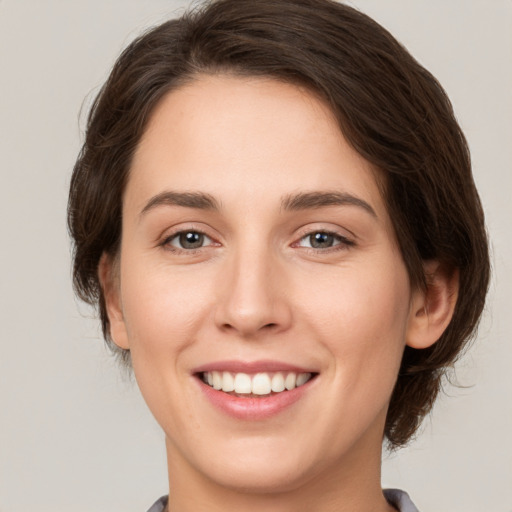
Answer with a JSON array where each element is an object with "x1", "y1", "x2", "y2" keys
[
  {"x1": 204, "y1": 457, "x2": 314, "y2": 495},
  {"x1": 176, "y1": 432, "x2": 335, "y2": 496}
]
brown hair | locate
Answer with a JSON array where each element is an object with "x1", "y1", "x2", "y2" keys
[{"x1": 68, "y1": 0, "x2": 490, "y2": 448}]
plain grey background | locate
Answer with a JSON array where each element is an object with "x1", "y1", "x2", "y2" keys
[{"x1": 0, "y1": 1, "x2": 510, "y2": 511}]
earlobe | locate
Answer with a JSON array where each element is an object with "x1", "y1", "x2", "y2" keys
[
  {"x1": 98, "y1": 253, "x2": 130, "y2": 350},
  {"x1": 406, "y1": 261, "x2": 459, "y2": 349}
]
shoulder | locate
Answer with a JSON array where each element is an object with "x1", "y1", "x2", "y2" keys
[
  {"x1": 383, "y1": 489, "x2": 420, "y2": 512},
  {"x1": 146, "y1": 495, "x2": 168, "y2": 512}
]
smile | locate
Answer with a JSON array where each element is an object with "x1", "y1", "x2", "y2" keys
[
  {"x1": 201, "y1": 371, "x2": 313, "y2": 396},
  {"x1": 193, "y1": 362, "x2": 318, "y2": 419}
]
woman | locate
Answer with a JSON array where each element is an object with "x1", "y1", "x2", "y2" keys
[{"x1": 68, "y1": 0, "x2": 490, "y2": 510}]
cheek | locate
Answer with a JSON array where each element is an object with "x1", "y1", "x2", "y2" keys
[
  {"x1": 298, "y1": 260, "x2": 411, "y2": 382},
  {"x1": 119, "y1": 260, "x2": 213, "y2": 356},
  {"x1": 117, "y1": 260, "x2": 214, "y2": 430}
]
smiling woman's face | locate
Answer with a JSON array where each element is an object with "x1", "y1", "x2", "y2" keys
[{"x1": 103, "y1": 75, "x2": 421, "y2": 496}]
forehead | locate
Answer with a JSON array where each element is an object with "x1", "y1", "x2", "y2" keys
[{"x1": 126, "y1": 74, "x2": 390, "y2": 225}]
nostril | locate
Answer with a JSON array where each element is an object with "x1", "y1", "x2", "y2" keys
[{"x1": 219, "y1": 321, "x2": 277, "y2": 332}]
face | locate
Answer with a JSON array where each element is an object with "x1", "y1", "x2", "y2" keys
[{"x1": 107, "y1": 75, "x2": 420, "y2": 494}]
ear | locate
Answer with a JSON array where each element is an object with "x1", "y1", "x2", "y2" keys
[
  {"x1": 98, "y1": 253, "x2": 130, "y2": 350},
  {"x1": 406, "y1": 261, "x2": 459, "y2": 349}
]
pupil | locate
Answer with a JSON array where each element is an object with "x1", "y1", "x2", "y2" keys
[
  {"x1": 180, "y1": 232, "x2": 204, "y2": 249},
  {"x1": 310, "y1": 232, "x2": 333, "y2": 248}
]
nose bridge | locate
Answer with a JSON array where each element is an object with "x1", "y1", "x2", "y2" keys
[{"x1": 215, "y1": 239, "x2": 291, "y2": 337}]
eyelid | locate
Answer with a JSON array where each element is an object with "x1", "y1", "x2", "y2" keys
[
  {"x1": 296, "y1": 229, "x2": 354, "y2": 245},
  {"x1": 156, "y1": 223, "x2": 355, "y2": 253},
  {"x1": 167, "y1": 231, "x2": 214, "y2": 249},
  {"x1": 293, "y1": 223, "x2": 355, "y2": 241},
  {"x1": 159, "y1": 224, "x2": 221, "y2": 252},
  {"x1": 291, "y1": 225, "x2": 356, "y2": 252}
]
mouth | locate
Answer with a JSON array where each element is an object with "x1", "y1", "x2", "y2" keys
[
  {"x1": 198, "y1": 370, "x2": 317, "y2": 397},
  {"x1": 192, "y1": 361, "x2": 319, "y2": 419}
]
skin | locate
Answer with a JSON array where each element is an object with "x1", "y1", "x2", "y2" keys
[{"x1": 100, "y1": 75, "x2": 456, "y2": 512}]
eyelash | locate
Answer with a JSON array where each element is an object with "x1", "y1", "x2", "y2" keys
[
  {"x1": 160, "y1": 229, "x2": 355, "y2": 254},
  {"x1": 161, "y1": 230, "x2": 217, "y2": 253},
  {"x1": 294, "y1": 230, "x2": 355, "y2": 252}
]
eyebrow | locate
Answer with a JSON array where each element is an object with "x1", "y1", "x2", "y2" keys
[
  {"x1": 140, "y1": 191, "x2": 220, "y2": 217},
  {"x1": 281, "y1": 191, "x2": 377, "y2": 217},
  {"x1": 139, "y1": 190, "x2": 376, "y2": 218}
]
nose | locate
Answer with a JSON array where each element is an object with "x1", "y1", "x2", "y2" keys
[{"x1": 214, "y1": 247, "x2": 293, "y2": 338}]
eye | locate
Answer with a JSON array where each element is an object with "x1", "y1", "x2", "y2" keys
[
  {"x1": 296, "y1": 231, "x2": 353, "y2": 250},
  {"x1": 165, "y1": 230, "x2": 213, "y2": 250}
]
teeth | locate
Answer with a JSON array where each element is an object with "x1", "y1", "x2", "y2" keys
[
  {"x1": 285, "y1": 372, "x2": 296, "y2": 390},
  {"x1": 271, "y1": 372, "x2": 285, "y2": 392},
  {"x1": 234, "y1": 373, "x2": 252, "y2": 394},
  {"x1": 212, "y1": 371, "x2": 222, "y2": 390},
  {"x1": 202, "y1": 371, "x2": 312, "y2": 395},
  {"x1": 252, "y1": 373, "x2": 272, "y2": 395},
  {"x1": 296, "y1": 373, "x2": 310, "y2": 387},
  {"x1": 222, "y1": 371, "x2": 234, "y2": 392}
]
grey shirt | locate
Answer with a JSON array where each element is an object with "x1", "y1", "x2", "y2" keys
[{"x1": 146, "y1": 489, "x2": 419, "y2": 511}]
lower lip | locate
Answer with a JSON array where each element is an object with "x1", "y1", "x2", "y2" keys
[{"x1": 196, "y1": 377, "x2": 316, "y2": 420}]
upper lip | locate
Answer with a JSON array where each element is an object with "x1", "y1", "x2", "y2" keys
[{"x1": 192, "y1": 360, "x2": 317, "y2": 374}]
